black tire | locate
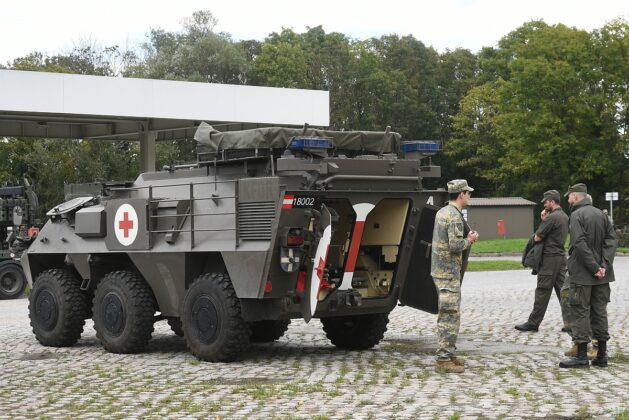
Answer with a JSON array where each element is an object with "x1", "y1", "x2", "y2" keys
[
  {"x1": 0, "y1": 261, "x2": 27, "y2": 300},
  {"x1": 181, "y1": 272, "x2": 250, "y2": 362},
  {"x1": 321, "y1": 313, "x2": 390, "y2": 350},
  {"x1": 249, "y1": 320, "x2": 291, "y2": 343},
  {"x1": 92, "y1": 271, "x2": 156, "y2": 354},
  {"x1": 167, "y1": 317, "x2": 184, "y2": 337},
  {"x1": 28, "y1": 269, "x2": 87, "y2": 347}
]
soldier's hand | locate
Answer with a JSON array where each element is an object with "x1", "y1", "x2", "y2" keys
[
  {"x1": 467, "y1": 230, "x2": 479, "y2": 244},
  {"x1": 595, "y1": 267, "x2": 606, "y2": 279},
  {"x1": 540, "y1": 210, "x2": 548, "y2": 221}
]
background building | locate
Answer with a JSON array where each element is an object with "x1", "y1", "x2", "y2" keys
[{"x1": 465, "y1": 197, "x2": 536, "y2": 240}]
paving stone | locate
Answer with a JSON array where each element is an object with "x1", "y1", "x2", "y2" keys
[{"x1": 1, "y1": 258, "x2": 628, "y2": 418}]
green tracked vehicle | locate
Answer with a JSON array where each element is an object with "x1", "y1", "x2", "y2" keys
[{"x1": 23, "y1": 123, "x2": 446, "y2": 361}]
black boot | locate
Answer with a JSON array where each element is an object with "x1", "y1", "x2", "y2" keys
[
  {"x1": 591, "y1": 341, "x2": 608, "y2": 367},
  {"x1": 559, "y1": 342, "x2": 590, "y2": 368},
  {"x1": 514, "y1": 322, "x2": 539, "y2": 332}
]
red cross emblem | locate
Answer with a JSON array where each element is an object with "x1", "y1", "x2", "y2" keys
[
  {"x1": 114, "y1": 203, "x2": 139, "y2": 246},
  {"x1": 118, "y1": 212, "x2": 134, "y2": 238}
]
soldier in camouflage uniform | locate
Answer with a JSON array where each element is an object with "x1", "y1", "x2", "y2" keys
[{"x1": 431, "y1": 179, "x2": 479, "y2": 373}]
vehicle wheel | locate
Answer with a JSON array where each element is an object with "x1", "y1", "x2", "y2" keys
[
  {"x1": 0, "y1": 261, "x2": 27, "y2": 299},
  {"x1": 167, "y1": 317, "x2": 184, "y2": 337},
  {"x1": 321, "y1": 313, "x2": 390, "y2": 350},
  {"x1": 181, "y1": 272, "x2": 250, "y2": 362},
  {"x1": 92, "y1": 271, "x2": 156, "y2": 354},
  {"x1": 28, "y1": 269, "x2": 87, "y2": 346},
  {"x1": 249, "y1": 320, "x2": 291, "y2": 343}
]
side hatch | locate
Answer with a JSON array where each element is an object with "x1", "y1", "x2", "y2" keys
[
  {"x1": 300, "y1": 204, "x2": 333, "y2": 322},
  {"x1": 399, "y1": 206, "x2": 439, "y2": 314}
]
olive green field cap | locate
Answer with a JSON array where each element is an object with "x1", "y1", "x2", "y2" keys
[
  {"x1": 447, "y1": 179, "x2": 474, "y2": 193},
  {"x1": 564, "y1": 183, "x2": 587, "y2": 197},
  {"x1": 541, "y1": 189, "x2": 560, "y2": 203}
]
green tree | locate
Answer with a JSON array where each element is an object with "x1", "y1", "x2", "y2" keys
[
  {"x1": 133, "y1": 10, "x2": 251, "y2": 84},
  {"x1": 437, "y1": 48, "x2": 479, "y2": 138},
  {"x1": 449, "y1": 20, "x2": 628, "y2": 215},
  {"x1": 250, "y1": 28, "x2": 310, "y2": 88}
]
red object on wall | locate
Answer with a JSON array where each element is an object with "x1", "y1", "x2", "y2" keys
[{"x1": 497, "y1": 219, "x2": 506, "y2": 237}]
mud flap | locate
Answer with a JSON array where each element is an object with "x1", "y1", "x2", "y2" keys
[
  {"x1": 301, "y1": 205, "x2": 332, "y2": 322},
  {"x1": 399, "y1": 206, "x2": 439, "y2": 314}
]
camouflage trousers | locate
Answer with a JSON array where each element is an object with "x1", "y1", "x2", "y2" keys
[{"x1": 434, "y1": 276, "x2": 461, "y2": 361}]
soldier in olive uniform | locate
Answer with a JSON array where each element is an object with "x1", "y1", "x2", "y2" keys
[
  {"x1": 515, "y1": 190, "x2": 570, "y2": 332},
  {"x1": 431, "y1": 179, "x2": 479, "y2": 373},
  {"x1": 560, "y1": 183, "x2": 617, "y2": 368}
]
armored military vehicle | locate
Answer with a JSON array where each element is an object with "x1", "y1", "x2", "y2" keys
[
  {"x1": 23, "y1": 123, "x2": 446, "y2": 361},
  {"x1": 0, "y1": 180, "x2": 39, "y2": 299}
]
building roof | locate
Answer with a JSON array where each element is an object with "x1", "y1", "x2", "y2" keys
[
  {"x1": 469, "y1": 197, "x2": 536, "y2": 207},
  {"x1": 0, "y1": 69, "x2": 329, "y2": 141}
]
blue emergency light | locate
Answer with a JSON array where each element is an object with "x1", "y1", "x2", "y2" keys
[
  {"x1": 401, "y1": 141, "x2": 440, "y2": 155},
  {"x1": 400, "y1": 140, "x2": 440, "y2": 161},
  {"x1": 288, "y1": 137, "x2": 334, "y2": 150}
]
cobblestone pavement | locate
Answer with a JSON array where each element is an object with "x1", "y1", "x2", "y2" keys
[{"x1": 2, "y1": 259, "x2": 628, "y2": 419}]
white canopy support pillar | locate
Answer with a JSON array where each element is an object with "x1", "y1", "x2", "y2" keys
[{"x1": 139, "y1": 130, "x2": 157, "y2": 173}]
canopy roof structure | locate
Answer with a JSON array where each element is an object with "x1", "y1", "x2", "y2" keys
[{"x1": 0, "y1": 70, "x2": 329, "y2": 172}]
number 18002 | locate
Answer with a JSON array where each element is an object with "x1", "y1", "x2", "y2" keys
[{"x1": 293, "y1": 197, "x2": 315, "y2": 207}]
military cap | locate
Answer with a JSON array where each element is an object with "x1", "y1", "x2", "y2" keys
[
  {"x1": 447, "y1": 179, "x2": 474, "y2": 193},
  {"x1": 564, "y1": 183, "x2": 587, "y2": 197},
  {"x1": 541, "y1": 189, "x2": 560, "y2": 203}
]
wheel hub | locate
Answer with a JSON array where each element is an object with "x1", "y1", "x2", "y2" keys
[
  {"x1": 192, "y1": 295, "x2": 219, "y2": 343},
  {"x1": 0, "y1": 271, "x2": 18, "y2": 293},
  {"x1": 102, "y1": 292, "x2": 125, "y2": 336},
  {"x1": 35, "y1": 289, "x2": 58, "y2": 330}
]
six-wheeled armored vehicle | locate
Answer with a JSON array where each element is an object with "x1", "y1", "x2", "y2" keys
[
  {"x1": 23, "y1": 124, "x2": 447, "y2": 361},
  {"x1": 0, "y1": 180, "x2": 39, "y2": 299}
]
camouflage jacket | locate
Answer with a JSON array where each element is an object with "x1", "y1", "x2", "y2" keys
[{"x1": 430, "y1": 203, "x2": 471, "y2": 280}]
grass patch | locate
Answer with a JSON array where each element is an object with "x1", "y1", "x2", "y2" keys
[
  {"x1": 617, "y1": 409, "x2": 629, "y2": 420},
  {"x1": 474, "y1": 238, "x2": 628, "y2": 255},
  {"x1": 609, "y1": 351, "x2": 629, "y2": 364},
  {"x1": 471, "y1": 238, "x2": 529, "y2": 254},
  {"x1": 505, "y1": 387, "x2": 519, "y2": 398},
  {"x1": 232, "y1": 381, "x2": 325, "y2": 400},
  {"x1": 575, "y1": 405, "x2": 593, "y2": 419},
  {"x1": 466, "y1": 390, "x2": 482, "y2": 398},
  {"x1": 467, "y1": 260, "x2": 526, "y2": 272}
]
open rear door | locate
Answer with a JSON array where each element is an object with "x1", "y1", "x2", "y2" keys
[
  {"x1": 301, "y1": 205, "x2": 332, "y2": 322},
  {"x1": 399, "y1": 206, "x2": 439, "y2": 314}
]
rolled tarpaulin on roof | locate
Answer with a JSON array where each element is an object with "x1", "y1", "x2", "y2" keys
[{"x1": 193, "y1": 122, "x2": 401, "y2": 154}]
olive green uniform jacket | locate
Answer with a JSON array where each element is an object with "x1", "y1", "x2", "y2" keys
[{"x1": 567, "y1": 198, "x2": 617, "y2": 286}]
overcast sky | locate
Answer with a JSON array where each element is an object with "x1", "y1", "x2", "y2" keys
[{"x1": 2, "y1": 0, "x2": 628, "y2": 66}]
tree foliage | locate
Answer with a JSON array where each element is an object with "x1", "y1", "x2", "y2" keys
[
  {"x1": 448, "y1": 20, "x2": 629, "y2": 221},
  {"x1": 3, "y1": 11, "x2": 629, "y2": 222}
]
